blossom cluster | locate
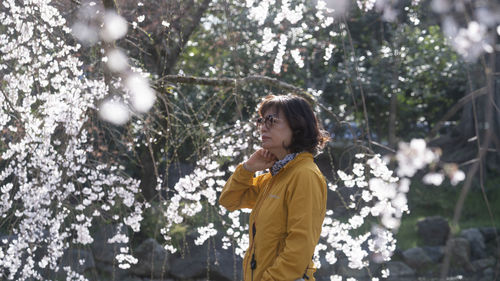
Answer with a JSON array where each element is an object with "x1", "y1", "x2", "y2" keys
[
  {"x1": 246, "y1": 0, "x2": 336, "y2": 73},
  {"x1": 318, "y1": 139, "x2": 464, "y2": 280},
  {"x1": 154, "y1": 114, "x2": 415, "y2": 280},
  {"x1": 0, "y1": 1, "x2": 475, "y2": 280},
  {"x1": 144, "y1": 104, "x2": 461, "y2": 280},
  {"x1": 317, "y1": 153, "x2": 401, "y2": 279},
  {"x1": 70, "y1": 1, "x2": 156, "y2": 125},
  {"x1": 0, "y1": 0, "x2": 145, "y2": 279},
  {"x1": 158, "y1": 120, "x2": 256, "y2": 255},
  {"x1": 358, "y1": 0, "x2": 500, "y2": 62},
  {"x1": 247, "y1": 0, "x2": 499, "y2": 76}
]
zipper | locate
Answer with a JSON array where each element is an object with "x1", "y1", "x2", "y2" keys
[
  {"x1": 244, "y1": 174, "x2": 277, "y2": 280},
  {"x1": 251, "y1": 223, "x2": 257, "y2": 281},
  {"x1": 244, "y1": 155, "x2": 307, "y2": 280}
]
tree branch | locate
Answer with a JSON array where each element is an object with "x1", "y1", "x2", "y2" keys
[
  {"x1": 162, "y1": 0, "x2": 212, "y2": 75},
  {"x1": 156, "y1": 74, "x2": 308, "y2": 96},
  {"x1": 429, "y1": 87, "x2": 487, "y2": 138},
  {"x1": 439, "y1": 50, "x2": 497, "y2": 280},
  {"x1": 155, "y1": 74, "x2": 358, "y2": 141}
]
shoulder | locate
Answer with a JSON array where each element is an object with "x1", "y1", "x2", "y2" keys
[
  {"x1": 285, "y1": 155, "x2": 326, "y2": 192},
  {"x1": 289, "y1": 153, "x2": 324, "y2": 180}
]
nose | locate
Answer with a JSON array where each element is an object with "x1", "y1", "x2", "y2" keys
[{"x1": 260, "y1": 123, "x2": 268, "y2": 134}]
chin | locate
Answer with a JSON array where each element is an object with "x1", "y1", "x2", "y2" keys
[{"x1": 261, "y1": 141, "x2": 274, "y2": 149}]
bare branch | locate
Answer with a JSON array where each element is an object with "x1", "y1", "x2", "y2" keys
[
  {"x1": 440, "y1": 51, "x2": 497, "y2": 280},
  {"x1": 156, "y1": 74, "x2": 308, "y2": 96},
  {"x1": 162, "y1": 0, "x2": 212, "y2": 75},
  {"x1": 155, "y1": 74, "x2": 359, "y2": 142},
  {"x1": 429, "y1": 87, "x2": 487, "y2": 137}
]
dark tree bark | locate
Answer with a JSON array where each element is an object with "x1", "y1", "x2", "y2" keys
[
  {"x1": 388, "y1": 87, "x2": 397, "y2": 149},
  {"x1": 133, "y1": 0, "x2": 213, "y2": 200},
  {"x1": 429, "y1": 41, "x2": 500, "y2": 175}
]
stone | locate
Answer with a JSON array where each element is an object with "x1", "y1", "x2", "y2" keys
[
  {"x1": 91, "y1": 223, "x2": 129, "y2": 264},
  {"x1": 384, "y1": 261, "x2": 415, "y2": 279},
  {"x1": 335, "y1": 258, "x2": 374, "y2": 279},
  {"x1": 165, "y1": 162, "x2": 195, "y2": 192},
  {"x1": 421, "y1": 246, "x2": 444, "y2": 263},
  {"x1": 472, "y1": 257, "x2": 496, "y2": 271},
  {"x1": 461, "y1": 228, "x2": 487, "y2": 260},
  {"x1": 122, "y1": 278, "x2": 175, "y2": 281},
  {"x1": 169, "y1": 234, "x2": 242, "y2": 281},
  {"x1": 314, "y1": 261, "x2": 337, "y2": 281},
  {"x1": 417, "y1": 216, "x2": 450, "y2": 246},
  {"x1": 131, "y1": 238, "x2": 170, "y2": 278},
  {"x1": 58, "y1": 248, "x2": 96, "y2": 273},
  {"x1": 402, "y1": 247, "x2": 433, "y2": 270},
  {"x1": 95, "y1": 261, "x2": 130, "y2": 280},
  {"x1": 121, "y1": 277, "x2": 144, "y2": 281},
  {"x1": 478, "y1": 267, "x2": 496, "y2": 281},
  {"x1": 40, "y1": 248, "x2": 91, "y2": 280},
  {"x1": 0, "y1": 234, "x2": 16, "y2": 245},
  {"x1": 391, "y1": 248, "x2": 404, "y2": 261},
  {"x1": 447, "y1": 237, "x2": 474, "y2": 271},
  {"x1": 482, "y1": 267, "x2": 494, "y2": 277},
  {"x1": 479, "y1": 227, "x2": 499, "y2": 243}
]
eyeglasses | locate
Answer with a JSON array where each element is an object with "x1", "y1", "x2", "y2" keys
[{"x1": 255, "y1": 114, "x2": 279, "y2": 129}]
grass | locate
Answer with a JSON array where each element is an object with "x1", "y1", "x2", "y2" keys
[{"x1": 395, "y1": 175, "x2": 500, "y2": 250}]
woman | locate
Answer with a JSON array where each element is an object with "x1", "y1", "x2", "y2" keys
[{"x1": 219, "y1": 94, "x2": 329, "y2": 281}]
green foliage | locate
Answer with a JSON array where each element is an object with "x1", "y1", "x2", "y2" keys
[{"x1": 396, "y1": 175, "x2": 500, "y2": 250}]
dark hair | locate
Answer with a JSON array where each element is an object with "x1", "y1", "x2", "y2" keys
[{"x1": 258, "y1": 94, "x2": 330, "y2": 155}]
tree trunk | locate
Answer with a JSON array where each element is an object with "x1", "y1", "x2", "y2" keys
[
  {"x1": 430, "y1": 39, "x2": 500, "y2": 175},
  {"x1": 487, "y1": 43, "x2": 500, "y2": 172},
  {"x1": 137, "y1": 0, "x2": 213, "y2": 201},
  {"x1": 388, "y1": 91, "x2": 397, "y2": 149}
]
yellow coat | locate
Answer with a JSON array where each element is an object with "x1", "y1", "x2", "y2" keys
[{"x1": 219, "y1": 152, "x2": 327, "y2": 281}]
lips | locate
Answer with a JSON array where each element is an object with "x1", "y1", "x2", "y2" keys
[{"x1": 262, "y1": 136, "x2": 270, "y2": 141}]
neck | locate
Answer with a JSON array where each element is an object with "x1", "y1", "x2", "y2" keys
[{"x1": 273, "y1": 149, "x2": 290, "y2": 160}]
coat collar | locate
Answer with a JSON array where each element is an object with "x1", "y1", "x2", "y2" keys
[{"x1": 270, "y1": 152, "x2": 313, "y2": 176}]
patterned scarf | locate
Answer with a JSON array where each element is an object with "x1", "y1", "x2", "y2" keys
[{"x1": 270, "y1": 152, "x2": 298, "y2": 176}]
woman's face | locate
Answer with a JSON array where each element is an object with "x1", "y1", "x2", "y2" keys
[{"x1": 259, "y1": 107, "x2": 293, "y2": 160}]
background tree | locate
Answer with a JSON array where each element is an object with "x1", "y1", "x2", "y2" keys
[{"x1": 1, "y1": 0, "x2": 499, "y2": 280}]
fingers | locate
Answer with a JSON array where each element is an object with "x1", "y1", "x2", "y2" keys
[
  {"x1": 264, "y1": 149, "x2": 278, "y2": 161},
  {"x1": 263, "y1": 149, "x2": 270, "y2": 159},
  {"x1": 245, "y1": 149, "x2": 277, "y2": 172},
  {"x1": 258, "y1": 149, "x2": 275, "y2": 161}
]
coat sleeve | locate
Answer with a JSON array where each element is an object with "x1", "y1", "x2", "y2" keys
[
  {"x1": 218, "y1": 163, "x2": 268, "y2": 211},
  {"x1": 261, "y1": 169, "x2": 327, "y2": 281}
]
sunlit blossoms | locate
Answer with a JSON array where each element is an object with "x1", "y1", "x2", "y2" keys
[
  {"x1": 70, "y1": 2, "x2": 156, "y2": 125},
  {"x1": 160, "y1": 120, "x2": 254, "y2": 255},
  {"x1": 356, "y1": 0, "x2": 500, "y2": 62},
  {"x1": 106, "y1": 48, "x2": 129, "y2": 73},
  {"x1": 125, "y1": 74, "x2": 156, "y2": 113},
  {"x1": 317, "y1": 153, "x2": 401, "y2": 278},
  {"x1": 451, "y1": 21, "x2": 493, "y2": 62},
  {"x1": 194, "y1": 223, "x2": 218, "y2": 245},
  {"x1": 100, "y1": 10, "x2": 128, "y2": 42},
  {"x1": 0, "y1": 0, "x2": 481, "y2": 280},
  {"x1": 396, "y1": 139, "x2": 437, "y2": 177},
  {"x1": 431, "y1": 0, "x2": 499, "y2": 61},
  {"x1": 152, "y1": 116, "x2": 407, "y2": 279},
  {"x1": 0, "y1": 0, "x2": 145, "y2": 279},
  {"x1": 99, "y1": 99, "x2": 130, "y2": 125},
  {"x1": 246, "y1": 0, "x2": 335, "y2": 73}
]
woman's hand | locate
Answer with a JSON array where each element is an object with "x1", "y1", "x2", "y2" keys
[{"x1": 243, "y1": 149, "x2": 277, "y2": 172}]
